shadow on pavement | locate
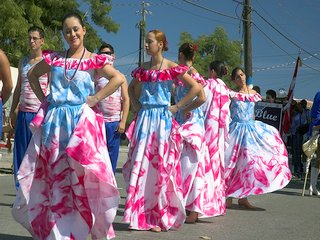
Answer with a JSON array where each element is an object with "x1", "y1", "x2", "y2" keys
[
  {"x1": 116, "y1": 210, "x2": 124, "y2": 217},
  {"x1": 113, "y1": 222, "x2": 130, "y2": 232},
  {"x1": 226, "y1": 204, "x2": 266, "y2": 211},
  {"x1": 285, "y1": 179, "x2": 305, "y2": 189},
  {"x1": 272, "y1": 190, "x2": 302, "y2": 196},
  {"x1": 272, "y1": 179, "x2": 306, "y2": 196},
  {"x1": 0, "y1": 168, "x2": 13, "y2": 174},
  {"x1": 3, "y1": 193, "x2": 16, "y2": 197},
  {"x1": 0, "y1": 234, "x2": 32, "y2": 240},
  {"x1": 118, "y1": 203, "x2": 125, "y2": 209},
  {"x1": 0, "y1": 202, "x2": 13, "y2": 207}
]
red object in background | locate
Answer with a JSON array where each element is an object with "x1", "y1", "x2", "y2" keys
[{"x1": 281, "y1": 56, "x2": 301, "y2": 135}]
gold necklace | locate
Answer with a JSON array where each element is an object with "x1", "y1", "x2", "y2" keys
[{"x1": 64, "y1": 48, "x2": 86, "y2": 81}]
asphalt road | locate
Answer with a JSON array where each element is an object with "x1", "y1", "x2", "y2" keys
[{"x1": 0, "y1": 147, "x2": 319, "y2": 240}]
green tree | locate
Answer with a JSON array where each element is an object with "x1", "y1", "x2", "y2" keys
[
  {"x1": 0, "y1": 0, "x2": 119, "y2": 66},
  {"x1": 178, "y1": 27, "x2": 242, "y2": 89}
]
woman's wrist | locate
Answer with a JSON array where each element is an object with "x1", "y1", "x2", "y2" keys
[
  {"x1": 176, "y1": 103, "x2": 182, "y2": 110},
  {"x1": 92, "y1": 95, "x2": 100, "y2": 104}
]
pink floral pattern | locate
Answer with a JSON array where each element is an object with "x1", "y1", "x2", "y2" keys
[
  {"x1": 178, "y1": 116, "x2": 215, "y2": 217},
  {"x1": 42, "y1": 50, "x2": 114, "y2": 70},
  {"x1": 224, "y1": 92, "x2": 291, "y2": 198},
  {"x1": 12, "y1": 50, "x2": 119, "y2": 240},
  {"x1": 95, "y1": 76, "x2": 122, "y2": 122},
  {"x1": 174, "y1": 72, "x2": 218, "y2": 218},
  {"x1": 13, "y1": 104, "x2": 119, "y2": 240},
  {"x1": 200, "y1": 77, "x2": 231, "y2": 216},
  {"x1": 123, "y1": 66, "x2": 186, "y2": 230},
  {"x1": 131, "y1": 65, "x2": 189, "y2": 82},
  {"x1": 19, "y1": 56, "x2": 49, "y2": 112},
  {"x1": 12, "y1": 104, "x2": 119, "y2": 239}
]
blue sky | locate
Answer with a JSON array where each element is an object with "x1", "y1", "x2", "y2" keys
[{"x1": 88, "y1": 0, "x2": 320, "y2": 101}]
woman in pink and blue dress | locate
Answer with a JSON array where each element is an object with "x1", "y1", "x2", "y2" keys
[
  {"x1": 12, "y1": 13, "x2": 124, "y2": 240},
  {"x1": 200, "y1": 60, "x2": 231, "y2": 215},
  {"x1": 175, "y1": 42, "x2": 221, "y2": 223},
  {"x1": 225, "y1": 67, "x2": 291, "y2": 209},
  {"x1": 123, "y1": 30, "x2": 201, "y2": 232}
]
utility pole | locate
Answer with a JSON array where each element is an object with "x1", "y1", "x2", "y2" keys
[
  {"x1": 242, "y1": 0, "x2": 253, "y2": 87},
  {"x1": 136, "y1": 1, "x2": 151, "y2": 66}
]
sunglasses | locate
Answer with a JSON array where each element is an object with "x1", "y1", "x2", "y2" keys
[{"x1": 99, "y1": 51, "x2": 113, "y2": 55}]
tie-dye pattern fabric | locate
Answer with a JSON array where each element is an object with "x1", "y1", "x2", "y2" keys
[
  {"x1": 95, "y1": 76, "x2": 122, "y2": 122},
  {"x1": 19, "y1": 56, "x2": 48, "y2": 112},
  {"x1": 122, "y1": 65, "x2": 187, "y2": 231},
  {"x1": 224, "y1": 92, "x2": 291, "y2": 198},
  {"x1": 174, "y1": 72, "x2": 217, "y2": 218},
  {"x1": 200, "y1": 77, "x2": 231, "y2": 216},
  {"x1": 12, "y1": 51, "x2": 119, "y2": 240},
  {"x1": 14, "y1": 56, "x2": 49, "y2": 189}
]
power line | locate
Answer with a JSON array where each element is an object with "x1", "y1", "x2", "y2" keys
[
  {"x1": 136, "y1": 1, "x2": 151, "y2": 65},
  {"x1": 253, "y1": 22, "x2": 320, "y2": 73},
  {"x1": 124, "y1": 53, "x2": 140, "y2": 76},
  {"x1": 254, "y1": 52, "x2": 319, "y2": 58},
  {"x1": 182, "y1": 0, "x2": 246, "y2": 21},
  {"x1": 233, "y1": 1, "x2": 244, "y2": 62},
  {"x1": 253, "y1": 23, "x2": 293, "y2": 58},
  {"x1": 159, "y1": 0, "x2": 236, "y2": 25},
  {"x1": 253, "y1": 9, "x2": 320, "y2": 62},
  {"x1": 254, "y1": 0, "x2": 303, "y2": 47},
  {"x1": 116, "y1": 49, "x2": 140, "y2": 60},
  {"x1": 231, "y1": 0, "x2": 244, "y2": 5},
  {"x1": 274, "y1": 0, "x2": 320, "y2": 41},
  {"x1": 231, "y1": 1, "x2": 320, "y2": 69},
  {"x1": 112, "y1": 0, "x2": 201, "y2": 7},
  {"x1": 232, "y1": 0, "x2": 320, "y2": 63}
]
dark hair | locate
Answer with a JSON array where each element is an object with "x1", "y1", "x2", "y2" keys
[
  {"x1": 28, "y1": 26, "x2": 45, "y2": 38},
  {"x1": 149, "y1": 29, "x2": 168, "y2": 51},
  {"x1": 300, "y1": 99, "x2": 307, "y2": 108},
  {"x1": 62, "y1": 12, "x2": 85, "y2": 29},
  {"x1": 231, "y1": 67, "x2": 245, "y2": 81},
  {"x1": 99, "y1": 42, "x2": 114, "y2": 54},
  {"x1": 209, "y1": 60, "x2": 227, "y2": 78},
  {"x1": 179, "y1": 42, "x2": 196, "y2": 61},
  {"x1": 252, "y1": 86, "x2": 261, "y2": 94},
  {"x1": 266, "y1": 89, "x2": 277, "y2": 99}
]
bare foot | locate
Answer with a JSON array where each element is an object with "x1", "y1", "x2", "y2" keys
[
  {"x1": 238, "y1": 198, "x2": 257, "y2": 210},
  {"x1": 150, "y1": 226, "x2": 161, "y2": 232},
  {"x1": 226, "y1": 197, "x2": 233, "y2": 208},
  {"x1": 185, "y1": 211, "x2": 198, "y2": 224}
]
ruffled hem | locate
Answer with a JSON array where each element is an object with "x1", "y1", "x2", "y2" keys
[
  {"x1": 13, "y1": 103, "x2": 119, "y2": 240},
  {"x1": 229, "y1": 91, "x2": 262, "y2": 102},
  {"x1": 42, "y1": 50, "x2": 114, "y2": 70},
  {"x1": 131, "y1": 65, "x2": 188, "y2": 82},
  {"x1": 225, "y1": 121, "x2": 291, "y2": 198},
  {"x1": 175, "y1": 72, "x2": 206, "y2": 86},
  {"x1": 178, "y1": 114, "x2": 204, "y2": 151},
  {"x1": 122, "y1": 117, "x2": 185, "y2": 230},
  {"x1": 192, "y1": 72, "x2": 206, "y2": 86}
]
